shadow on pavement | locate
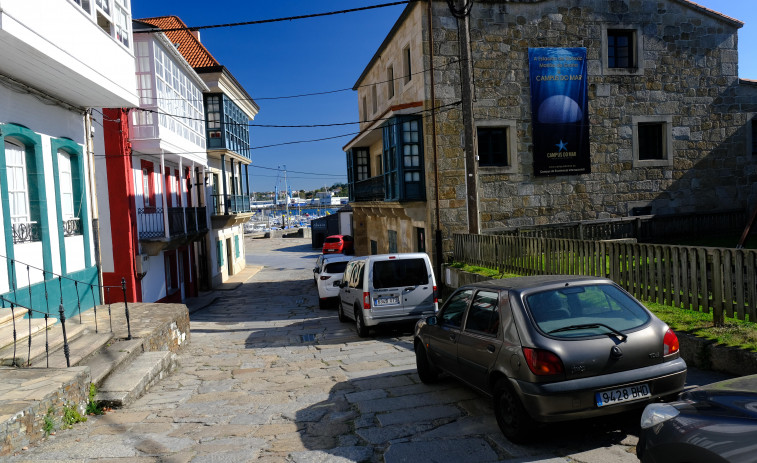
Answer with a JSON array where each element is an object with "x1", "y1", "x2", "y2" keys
[{"x1": 291, "y1": 368, "x2": 641, "y2": 463}]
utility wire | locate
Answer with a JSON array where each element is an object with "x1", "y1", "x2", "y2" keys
[{"x1": 134, "y1": 1, "x2": 418, "y2": 34}]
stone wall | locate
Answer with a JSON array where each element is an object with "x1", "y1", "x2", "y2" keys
[{"x1": 426, "y1": 0, "x2": 757, "y2": 257}]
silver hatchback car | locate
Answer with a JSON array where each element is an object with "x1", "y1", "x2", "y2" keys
[{"x1": 414, "y1": 275, "x2": 687, "y2": 443}]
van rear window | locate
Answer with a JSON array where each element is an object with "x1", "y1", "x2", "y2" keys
[{"x1": 372, "y1": 259, "x2": 429, "y2": 288}]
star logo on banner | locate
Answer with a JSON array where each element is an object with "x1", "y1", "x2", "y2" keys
[{"x1": 555, "y1": 140, "x2": 568, "y2": 152}]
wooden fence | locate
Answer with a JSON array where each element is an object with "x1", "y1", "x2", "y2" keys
[{"x1": 453, "y1": 233, "x2": 757, "y2": 324}]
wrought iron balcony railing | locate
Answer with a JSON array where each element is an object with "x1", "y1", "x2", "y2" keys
[
  {"x1": 137, "y1": 208, "x2": 164, "y2": 239},
  {"x1": 12, "y1": 221, "x2": 41, "y2": 244},
  {"x1": 167, "y1": 207, "x2": 185, "y2": 237},
  {"x1": 63, "y1": 218, "x2": 82, "y2": 237}
]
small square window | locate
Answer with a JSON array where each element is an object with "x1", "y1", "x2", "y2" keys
[
  {"x1": 477, "y1": 127, "x2": 508, "y2": 167},
  {"x1": 632, "y1": 116, "x2": 672, "y2": 167},
  {"x1": 638, "y1": 123, "x2": 664, "y2": 160},
  {"x1": 608, "y1": 29, "x2": 635, "y2": 68}
]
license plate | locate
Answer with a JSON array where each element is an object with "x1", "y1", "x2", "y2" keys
[
  {"x1": 374, "y1": 296, "x2": 400, "y2": 306},
  {"x1": 595, "y1": 383, "x2": 650, "y2": 407}
]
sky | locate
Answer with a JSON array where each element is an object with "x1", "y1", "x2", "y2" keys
[{"x1": 131, "y1": 0, "x2": 757, "y2": 194}]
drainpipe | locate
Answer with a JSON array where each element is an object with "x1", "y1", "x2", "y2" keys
[
  {"x1": 85, "y1": 109, "x2": 104, "y2": 302},
  {"x1": 221, "y1": 154, "x2": 228, "y2": 215}
]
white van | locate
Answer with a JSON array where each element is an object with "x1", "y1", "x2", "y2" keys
[{"x1": 337, "y1": 253, "x2": 438, "y2": 337}]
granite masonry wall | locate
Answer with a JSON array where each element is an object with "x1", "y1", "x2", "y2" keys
[{"x1": 426, "y1": 0, "x2": 757, "y2": 258}]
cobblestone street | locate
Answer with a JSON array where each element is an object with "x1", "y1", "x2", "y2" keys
[{"x1": 9, "y1": 237, "x2": 648, "y2": 462}]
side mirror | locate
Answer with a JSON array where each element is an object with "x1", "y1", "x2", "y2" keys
[
  {"x1": 332, "y1": 281, "x2": 340, "y2": 287},
  {"x1": 314, "y1": 268, "x2": 320, "y2": 274},
  {"x1": 426, "y1": 316, "x2": 438, "y2": 326}
]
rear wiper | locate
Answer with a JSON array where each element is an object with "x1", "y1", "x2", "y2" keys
[{"x1": 548, "y1": 323, "x2": 627, "y2": 342}]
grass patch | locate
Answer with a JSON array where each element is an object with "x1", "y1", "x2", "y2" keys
[{"x1": 448, "y1": 262, "x2": 520, "y2": 279}]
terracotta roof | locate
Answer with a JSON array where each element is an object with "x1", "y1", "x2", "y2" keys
[
  {"x1": 678, "y1": 0, "x2": 743, "y2": 27},
  {"x1": 138, "y1": 16, "x2": 220, "y2": 69}
]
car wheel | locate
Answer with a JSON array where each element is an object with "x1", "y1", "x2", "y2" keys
[
  {"x1": 354, "y1": 308, "x2": 369, "y2": 337},
  {"x1": 493, "y1": 379, "x2": 535, "y2": 444},
  {"x1": 415, "y1": 341, "x2": 440, "y2": 384},
  {"x1": 337, "y1": 301, "x2": 347, "y2": 322}
]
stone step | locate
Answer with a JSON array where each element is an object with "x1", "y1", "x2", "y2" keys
[
  {"x1": 79, "y1": 338, "x2": 144, "y2": 386},
  {"x1": 42, "y1": 331, "x2": 115, "y2": 370},
  {"x1": 0, "y1": 320, "x2": 85, "y2": 367},
  {"x1": 0, "y1": 314, "x2": 56, "y2": 352},
  {"x1": 0, "y1": 307, "x2": 29, "y2": 326},
  {"x1": 95, "y1": 350, "x2": 178, "y2": 409}
]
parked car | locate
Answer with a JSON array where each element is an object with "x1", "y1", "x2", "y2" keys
[
  {"x1": 637, "y1": 374, "x2": 757, "y2": 463},
  {"x1": 413, "y1": 275, "x2": 687, "y2": 443},
  {"x1": 322, "y1": 235, "x2": 354, "y2": 255},
  {"x1": 313, "y1": 254, "x2": 352, "y2": 309},
  {"x1": 337, "y1": 253, "x2": 437, "y2": 337}
]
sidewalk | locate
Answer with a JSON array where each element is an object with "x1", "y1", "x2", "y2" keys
[{"x1": 0, "y1": 264, "x2": 263, "y2": 456}]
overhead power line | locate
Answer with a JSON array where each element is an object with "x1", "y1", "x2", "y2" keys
[{"x1": 134, "y1": 1, "x2": 418, "y2": 33}]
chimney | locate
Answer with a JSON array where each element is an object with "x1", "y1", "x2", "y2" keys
[{"x1": 191, "y1": 30, "x2": 201, "y2": 42}]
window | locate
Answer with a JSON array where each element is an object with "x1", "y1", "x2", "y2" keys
[
  {"x1": 6, "y1": 139, "x2": 30, "y2": 224},
  {"x1": 632, "y1": 116, "x2": 672, "y2": 167},
  {"x1": 73, "y1": 0, "x2": 91, "y2": 13},
  {"x1": 362, "y1": 96, "x2": 367, "y2": 123},
  {"x1": 381, "y1": 115, "x2": 425, "y2": 201},
  {"x1": 403, "y1": 45, "x2": 412, "y2": 83},
  {"x1": 355, "y1": 148, "x2": 370, "y2": 181},
  {"x1": 477, "y1": 126, "x2": 508, "y2": 167},
  {"x1": 440, "y1": 289, "x2": 473, "y2": 328},
  {"x1": 416, "y1": 227, "x2": 425, "y2": 253},
  {"x1": 603, "y1": 26, "x2": 643, "y2": 75},
  {"x1": 387, "y1": 65, "x2": 395, "y2": 99},
  {"x1": 465, "y1": 291, "x2": 499, "y2": 336},
  {"x1": 388, "y1": 230, "x2": 398, "y2": 253},
  {"x1": 58, "y1": 150, "x2": 75, "y2": 220},
  {"x1": 113, "y1": 2, "x2": 130, "y2": 47},
  {"x1": 206, "y1": 95, "x2": 222, "y2": 142},
  {"x1": 372, "y1": 84, "x2": 378, "y2": 115},
  {"x1": 234, "y1": 235, "x2": 240, "y2": 258},
  {"x1": 607, "y1": 29, "x2": 634, "y2": 68},
  {"x1": 217, "y1": 240, "x2": 224, "y2": 267},
  {"x1": 141, "y1": 161, "x2": 155, "y2": 209},
  {"x1": 373, "y1": 258, "x2": 428, "y2": 288},
  {"x1": 370, "y1": 240, "x2": 378, "y2": 255}
]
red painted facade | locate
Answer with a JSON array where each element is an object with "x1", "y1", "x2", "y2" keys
[{"x1": 101, "y1": 108, "x2": 142, "y2": 302}]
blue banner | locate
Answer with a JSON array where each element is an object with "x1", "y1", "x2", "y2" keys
[{"x1": 529, "y1": 47, "x2": 590, "y2": 176}]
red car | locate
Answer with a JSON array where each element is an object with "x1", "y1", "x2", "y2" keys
[{"x1": 322, "y1": 235, "x2": 354, "y2": 255}]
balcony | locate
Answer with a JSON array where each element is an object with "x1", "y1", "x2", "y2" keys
[
  {"x1": 210, "y1": 195, "x2": 253, "y2": 229},
  {"x1": 137, "y1": 207, "x2": 209, "y2": 255},
  {"x1": 11, "y1": 222, "x2": 41, "y2": 244},
  {"x1": 0, "y1": 2, "x2": 138, "y2": 107},
  {"x1": 353, "y1": 176, "x2": 384, "y2": 202}
]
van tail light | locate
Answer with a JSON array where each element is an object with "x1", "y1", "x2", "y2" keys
[
  {"x1": 319, "y1": 275, "x2": 331, "y2": 281},
  {"x1": 663, "y1": 329, "x2": 679, "y2": 355},
  {"x1": 522, "y1": 347, "x2": 564, "y2": 376},
  {"x1": 433, "y1": 285, "x2": 438, "y2": 304},
  {"x1": 363, "y1": 292, "x2": 371, "y2": 310}
]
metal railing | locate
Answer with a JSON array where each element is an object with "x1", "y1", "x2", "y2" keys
[
  {"x1": 186, "y1": 207, "x2": 198, "y2": 234},
  {"x1": 11, "y1": 222, "x2": 41, "y2": 244},
  {"x1": 168, "y1": 207, "x2": 184, "y2": 237},
  {"x1": 137, "y1": 207, "x2": 164, "y2": 239},
  {"x1": 0, "y1": 255, "x2": 132, "y2": 368},
  {"x1": 211, "y1": 194, "x2": 251, "y2": 215},
  {"x1": 62, "y1": 218, "x2": 82, "y2": 237}
]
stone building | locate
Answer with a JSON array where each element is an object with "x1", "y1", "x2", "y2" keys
[{"x1": 344, "y1": 0, "x2": 757, "y2": 266}]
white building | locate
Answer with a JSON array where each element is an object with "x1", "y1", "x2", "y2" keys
[{"x1": 0, "y1": 0, "x2": 138, "y2": 317}]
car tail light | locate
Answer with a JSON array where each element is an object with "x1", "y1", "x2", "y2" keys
[
  {"x1": 433, "y1": 285, "x2": 438, "y2": 304},
  {"x1": 319, "y1": 275, "x2": 331, "y2": 281},
  {"x1": 363, "y1": 292, "x2": 371, "y2": 310},
  {"x1": 663, "y1": 329, "x2": 679, "y2": 355},
  {"x1": 522, "y1": 347, "x2": 564, "y2": 375}
]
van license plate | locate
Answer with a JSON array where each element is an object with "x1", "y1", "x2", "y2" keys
[
  {"x1": 374, "y1": 296, "x2": 399, "y2": 306},
  {"x1": 595, "y1": 383, "x2": 650, "y2": 407}
]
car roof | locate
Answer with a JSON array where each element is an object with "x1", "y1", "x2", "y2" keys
[
  {"x1": 460, "y1": 275, "x2": 614, "y2": 293},
  {"x1": 321, "y1": 254, "x2": 352, "y2": 263}
]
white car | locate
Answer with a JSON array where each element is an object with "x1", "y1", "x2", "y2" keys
[{"x1": 313, "y1": 254, "x2": 352, "y2": 309}]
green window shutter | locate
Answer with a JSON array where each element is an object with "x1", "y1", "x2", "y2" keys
[
  {"x1": 234, "y1": 235, "x2": 240, "y2": 258},
  {"x1": 217, "y1": 240, "x2": 224, "y2": 267}
]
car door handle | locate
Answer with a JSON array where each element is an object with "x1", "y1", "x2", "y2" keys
[
  {"x1": 448, "y1": 334, "x2": 456, "y2": 341},
  {"x1": 487, "y1": 345, "x2": 495, "y2": 353}
]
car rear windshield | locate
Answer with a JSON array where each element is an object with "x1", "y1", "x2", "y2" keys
[
  {"x1": 525, "y1": 284, "x2": 650, "y2": 338},
  {"x1": 325, "y1": 237, "x2": 341, "y2": 244},
  {"x1": 325, "y1": 261, "x2": 348, "y2": 274},
  {"x1": 372, "y1": 258, "x2": 429, "y2": 289}
]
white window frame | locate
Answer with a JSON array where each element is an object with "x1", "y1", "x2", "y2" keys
[
  {"x1": 58, "y1": 150, "x2": 76, "y2": 220},
  {"x1": 474, "y1": 120, "x2": 518, "y2": 174},
  {"x1": 632, "y1": 115, "x2": 673, "y2": 167},
  {"x1": 5, "y1": 139, "x2": 30, "y2": 224},
  {"x1": 602, "y1": 25, "x2": 644, "y2": 76}
]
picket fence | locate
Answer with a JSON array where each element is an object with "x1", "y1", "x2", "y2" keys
[{"x1": 453, "y1": 233, "x2": 757, "y2": 324}]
